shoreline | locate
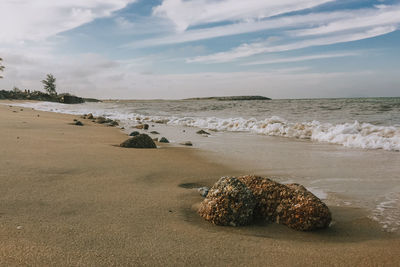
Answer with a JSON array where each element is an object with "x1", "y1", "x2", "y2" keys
[{"x1": 0, "y1": 101, "x2": 399, "y2": 266}]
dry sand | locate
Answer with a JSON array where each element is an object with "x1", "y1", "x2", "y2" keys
[{"x1": 0, "y1": 101, "x2": 399, "y2": 266}]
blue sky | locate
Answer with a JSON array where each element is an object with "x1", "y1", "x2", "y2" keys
[{"x1": 0, "y1": 0, "x2": 399, "y2": 99}]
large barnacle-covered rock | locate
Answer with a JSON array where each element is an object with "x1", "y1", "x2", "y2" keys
[
  {"x1": 238, "y1": 175, "x2": 331, "y2": 231},
  {"x1": 198, "y1": 177, "x2": 256, "y2": 226}
]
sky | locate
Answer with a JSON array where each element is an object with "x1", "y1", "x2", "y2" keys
[{"x1": 0, "y1": 0, "x2": 399, "y2": 99}]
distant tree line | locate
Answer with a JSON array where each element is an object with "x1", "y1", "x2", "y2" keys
[{"x1": 0, "y1": 58, "x2": 98, "y2": 104}]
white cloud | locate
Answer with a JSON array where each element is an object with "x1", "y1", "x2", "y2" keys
[
  {"x1": 125, "y1": 11, "x2": 352, "y2": 48},
  {"x1": 0, "y1": 0, "x2": 136, "y2": 43},
  {"x1": 1, "y1": 48, "x2": 399, "y2": 99},
  {"x1": 241, "y1": 52, "x2": 361, "y2": 66},
  {"x1": 291, "y1": 4, "x2": 400, "y2": 36},
  {"x1": 188, "y1": 25, "x2": 397, "y2": 63},
  {"x1": 153, "y1": 0, "x2": 334, "y2": 32}
]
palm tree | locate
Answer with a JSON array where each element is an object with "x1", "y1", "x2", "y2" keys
[
  {"x1": 41, "y1": 74, "x2": 57, "y2": 95},
  {"x1": 0, "y1": 58, "x2": 4, "y2": 79}
]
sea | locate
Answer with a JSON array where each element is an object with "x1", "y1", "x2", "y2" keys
[{"x1": 9, "y1": 97, "x2": 400, "y2": 233}]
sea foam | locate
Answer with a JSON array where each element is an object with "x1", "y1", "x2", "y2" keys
[{"x1": 7, "y1": 101, "x2": 400, "y2": 151}]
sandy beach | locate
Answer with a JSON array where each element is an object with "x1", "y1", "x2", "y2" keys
[{"x1": 0, "y1": 101, "x2": 399, "y2": 266}]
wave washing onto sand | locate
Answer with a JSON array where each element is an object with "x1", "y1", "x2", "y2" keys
[
  {"x1": 165, "y1": 116, "x2": 400, "y2": 151},
  {"x1": 371, "y1": 191, "x2": 400, "y2": 232},
  {"x1": 7, "y1": 101, "x2": 400, "y2": 151}
]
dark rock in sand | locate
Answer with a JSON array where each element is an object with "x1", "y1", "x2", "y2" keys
[
  {"x1": 74, "y1": 120, "x2": 83, "y2": 126},
  {"x1": 159, "y1": 137, "x2": 169, "y2": 143},
  {"x1": 120, "y1": 134, "x2": 157, "y2": 149},
  {"x1": 198, "y1": 177, "x2": 256, "y2": 226},
  {"x1": 237, "y1": 175, "x2": 331, "y2": 231},
  {"x1": 180, "y1": 141, "x2": 193, "y2": 146},
  {"x1": 129, "y1": 131, "x2": 140, "y2": 137},
  {"x1": 150, "y1": 131, "x2": 160, "y2": 134},
  {"x1": 96, "y1": 116, "x2": 106, "y2": 124},
  {"x1": 73, "y1": 119, "x2": 78, "y2": 122},
  {"x1": 87, "y1": 113, "x2": 94, "y2": 119},
  {"x1": 197, "y1": 187, "x2": 209, "y2": 197},
  {"x1": 196, "y1": 130, "x2": 210, "y2": 135}
]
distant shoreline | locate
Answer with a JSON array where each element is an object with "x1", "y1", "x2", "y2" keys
[{"x1": 183, "y1": 95, "x2": 271, "y2": 101}]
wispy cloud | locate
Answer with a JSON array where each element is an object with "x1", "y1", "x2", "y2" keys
[
  {"x1": 153, "y1": 0, "x2": 334, "y2": 32},
  {"x1": 290, "y1": 4, "x2": 400, "y2": 36},
  {"x1": 241, "y1": 52, "x2": 362, "y2": 66},
  {"x1": 0, "y1": 0, "x2": 136, "y2": 43},
  {"x1": 124, "y1": 11, "x2": 353, "y2": 48},
  {"x1": 187, "y1": 25, "x2": 397, "y2": 63}
]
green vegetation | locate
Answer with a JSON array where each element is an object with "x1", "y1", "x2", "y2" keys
[
  {"x1": 0, "y1": 71, "x2": 100, "y2": 104},
  {"x1": 0, "y1": 57, "x2": 4, "y2": 79},
  {"x1": 41, "y1": 74, "x2": 57, "y2": 95}
]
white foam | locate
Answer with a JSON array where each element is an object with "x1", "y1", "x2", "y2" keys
[
  {"x1": 370, "y1": 191, "x2": 400, "y2": 233},
  {"x1": 6, "y1": 101, "x2": 400, "y2": 152}
]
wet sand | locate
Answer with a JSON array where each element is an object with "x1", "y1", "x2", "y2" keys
[{"x1": 0, "y1": 102, "x2": 399, "y2": 266}]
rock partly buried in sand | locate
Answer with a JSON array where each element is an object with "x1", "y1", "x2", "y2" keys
[
  {"x1": 198, "y1": 177, "x2": 256, "y2": 226},
  {"x1": 74, "y1": 120, "x2": 83, "y2": 126},
  {"x1": 129, "y1": 131, "x2": 140, "y2": 137},
  {"x1": 120, "y1": 134, "x2": 157, "y2": 149},
  {"x1": 87, "y1": 113, "x2": 94, "y2": 120},
  {"x1": 150, "y1": 131, "x2": 160, "y2": 134},
  {"x1": 96, "y1": 116, "x2": 106, "y2": 124},
  {"x1": 159, "y1": 137, "x2": 169, "y2": 143},
  {"x1": 237, "y1": 175, "x2": 331, "y2": 231},
  {"x1": 180, "y1": 141, "x2": 193, "y2": 146},
  {"x1": 196, "y1": 130, "x2": 210, "y2": 135},
  {"x1": 106, "y1": 120, "x2": 119, "y2": 127}
]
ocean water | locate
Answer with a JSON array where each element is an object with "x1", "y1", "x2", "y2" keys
[{"x1": 8, "y1": 97, "x2": 400, "y2": 233}]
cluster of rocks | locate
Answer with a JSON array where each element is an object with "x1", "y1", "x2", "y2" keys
[
  {"x1": 80, "y1": 113, "x2": 119, "y2": 127},
  {"x1": 198, "y1": 175, "x2": 332, "y2": 231}
]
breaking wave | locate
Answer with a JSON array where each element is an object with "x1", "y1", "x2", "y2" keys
[
  {"x1": 164, "y1": 116, "x2": 400, "y2": 151},
  {"x1": 7, "y1": 101, "x2": 400, "y2": 151}
]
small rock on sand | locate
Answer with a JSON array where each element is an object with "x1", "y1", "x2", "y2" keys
[
  {"x1": 96, "y1": 116, "x2": 106, "y2": 124},
  {"x1": 74, "y1": 121, "x2": 83, "y2": 126},
  {"x1": 159, "y1": 137, "x2": 169, "y2": 143},
  {"x1": 196, "y1": 130, "x2": 210, "y2": 135},
  {"x1": 180, "y1": 141, "x2": 193, "y2": 146},
  {"x1": 106, "y1": 120, "x2": 119, "y2": 127},
  {"x1": 120, "y1": 134, "x2": 157, "y2": 148},
  {"x1": 129, "y1": 131, "x2": 140, "y2": 137},
  {"x1": 87, "y1": 113, "x2": 94, "y2": 119},
  {"x1": 150, "y1": 131, "x2": 160, "y2": 134}
]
